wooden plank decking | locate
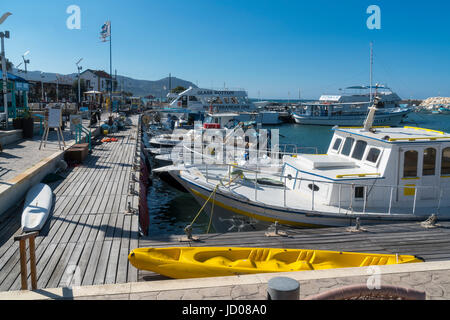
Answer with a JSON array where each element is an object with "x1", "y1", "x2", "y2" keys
[
  {"x1": 138, "y1": 220, "x2": 450, "y2": 281},
  {"x1": 0, "y1": 118, "x2": 140, "y2": 292}
]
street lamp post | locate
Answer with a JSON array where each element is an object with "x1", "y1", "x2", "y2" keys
[
  {"x1": 22, "y1": 50, "x2": 30, "y2": 77},
  {"x1": 0, "y1": 12, "x2": 12, "y2": 128},
  {"x1": 40, "y1": 72, "x2": 44, "y2": 102},
  {"x1": 76, "y1": 58, "x2": 83, "y2": 109},
  {"x1": 21, "y1": 50, "x2": 30, "y2": 111},
  {"x1": 0, "y1": 31, "x2": 9, "y2": 127},
  {"x1": 55, "y1": 74, "x2": 59, "y2": 102}
]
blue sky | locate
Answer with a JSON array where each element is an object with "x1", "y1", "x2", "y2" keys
[{"x1": 2, "y1": 0, "x2": 449, "y2": 99}]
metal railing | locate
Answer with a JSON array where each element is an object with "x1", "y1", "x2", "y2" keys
[
  {"x1": 75, "y1": 123, "x2": 92, "y2": 151},
  {"x1": 196, "y1": 162, "x2": 450, "y2": 217},
  {"x1": 178, "y1": 143, "x2": 315, "y2": 169}
]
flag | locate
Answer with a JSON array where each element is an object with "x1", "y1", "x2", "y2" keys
[{"x1": 100, "y1": 21, "x2": 111, "y2": 42}]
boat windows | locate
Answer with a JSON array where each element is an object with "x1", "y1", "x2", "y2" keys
[
  {"x1": 332, "y1": 138, "x2": 342, "y2": 151},
  {"x1": 403, "y1": 150, "x2": 418, "y2": 178},
  {"x1": 189, "y1": 96, "x2": 198, "y2": 102},
  {"x1": 212, "y1": 98, "x2": 223, "y2": 104},
  {"x1": 341, "y1": 137, "x2": 355, "y2": 156},
  {"x1": 308, "y1": 184, "x2": 319, "y2": 192},
  {"x1": 351, "y1": 140, "x2": 367, "y2": 160},
  {"x1": 366, "y1": 148, "x2": 381, "y2": 164},
  {"x1": 354, "y1": 186, "x2": 365, "y2": 199},
  {"x1": 442, "y1": 148, "x2": 450, "y2": 175},
  {"x1": 423, "y1": 148, "x2": 436, "y2": 176}
]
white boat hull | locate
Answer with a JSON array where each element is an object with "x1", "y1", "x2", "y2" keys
[
  {"x1": 292, "y1": 109, "x2": 410, "y2": 126},
  {"x1": 21, "y1": 183, "x2": 53, "y2": 232},
  {"x1": 171, "y1": 171, "x2": 441, "y2": 233},
  {"x1": 258, "y1": 111, "x2": 283, "y2": 125}
]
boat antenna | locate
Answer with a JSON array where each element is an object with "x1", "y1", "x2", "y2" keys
[{"x1": 369, "y1": 42, "x2": 373, "y2": 104}]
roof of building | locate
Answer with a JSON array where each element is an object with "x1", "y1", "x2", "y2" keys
[
  {"x1": 81, "y1": 69, "x2": 112, "y2": 79},
  {"x1": 3, "y1": 72, "x2": 28, "y2": 83}
]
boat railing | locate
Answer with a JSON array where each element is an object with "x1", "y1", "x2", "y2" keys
[
  {"x1": 198, "y1": 162, "x2": 450, "y2": 217},
  {"x1": 180, "y1": 144, "x2": 315, "y2": 168},
  {"x1": 273, "y1": 144, "x2": 318, "y2": 156}
]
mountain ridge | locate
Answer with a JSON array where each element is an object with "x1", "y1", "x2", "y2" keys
[{"x1": 10, "y1": 68, "x2": 197, "y2": 98}]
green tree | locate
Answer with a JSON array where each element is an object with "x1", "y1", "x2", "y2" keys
[{"x1": 171, "y1": 86, "x2": 186, "y2": 94}]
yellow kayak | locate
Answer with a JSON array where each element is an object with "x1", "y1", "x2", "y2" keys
[{"x1": 128, "y1": 247, "x2": 423, "y2": 279}]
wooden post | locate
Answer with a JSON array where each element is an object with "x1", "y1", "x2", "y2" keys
[
  {"x1": 29, "y1": 236, "x2": 37, "y2": 290},
  {"x1": 14, "y1": 232, "x2": 39, "y2": 291},
  {"x1": 18, "y1": 240, "x2": 27, "y2": 290}
]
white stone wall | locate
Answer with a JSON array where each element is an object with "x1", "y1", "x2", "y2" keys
[{"x1": 79, "y1": 71, "x2": 109, "y2": 92}]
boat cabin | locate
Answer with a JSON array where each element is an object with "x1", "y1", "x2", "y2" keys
[
  {"x1": 282, "y1": 126, "x2": 450, "y2": 215},
  {"x1": 169, "y1": 87, "x2": 254, "y2": 113}
]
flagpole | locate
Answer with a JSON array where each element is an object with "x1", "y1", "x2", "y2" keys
[{"x1": 109, "y1": 21, "x2": 112, "y2": 117}]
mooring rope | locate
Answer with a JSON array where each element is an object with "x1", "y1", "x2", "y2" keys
[{"x1": 187, "y1": 169, "x2": 243, "y2": 233}]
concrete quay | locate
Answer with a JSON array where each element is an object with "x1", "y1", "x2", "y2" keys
[
  {"x1": 0, "y1": 119, "x2": 99, "y2": 218},
  {"x1": 0, "y1": 260, "x2": 449, "y2": 300}
]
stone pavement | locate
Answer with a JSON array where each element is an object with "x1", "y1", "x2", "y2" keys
[
  {"x1": 1, "y1": 260, "x2": 449, "y2": 300},
  {"x1": 0, "y1": 119, "x2": 93, "y2": 182}
]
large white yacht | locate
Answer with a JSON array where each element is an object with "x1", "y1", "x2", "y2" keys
[
  {"x1": 293, "y1": 85, "x2": 411, "y2": 126},
  {"x1": 168, "y1": 102, "x2": 450, "y2": 232},
  {"x1": 169, "y1": 87, "x2": 255, "y2": 113},
  {"x1": 168, "y1": 87, "x2": 289, "y2": 125}
]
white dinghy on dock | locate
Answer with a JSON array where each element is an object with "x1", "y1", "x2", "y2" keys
[{"x1": 21, "y1": 183, "x2": 53, "y2": 232}]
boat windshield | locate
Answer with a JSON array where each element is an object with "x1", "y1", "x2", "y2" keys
[{"x1": 341, "y1": 137, "x2": 355, "y2": 156}]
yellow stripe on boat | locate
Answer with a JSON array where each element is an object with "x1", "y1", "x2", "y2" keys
[
  {"x1": 128, "y1": 247, "x2": 423, "y2": 279},
  {"x1": 190, "y1": 188, "x2": 324, "y2": 228},
  {"x1": 336, "y1": 173, "x2": 381, "y2": 179},
  {"x1": 403, "y1": 126, "x2": 445, "y2": 135}
]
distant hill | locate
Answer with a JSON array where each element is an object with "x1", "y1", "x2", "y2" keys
[
  {"x1": 10, "y1": 68, "x2": 197, "y2": 98},
  {"x1": 115, "y1": 75, "x2": 197, "y2": 97}
]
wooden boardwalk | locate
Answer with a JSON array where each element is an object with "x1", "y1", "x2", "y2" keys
[
  {"x1": 0, "y1": 119, "x2": 140, "y2": 292},
  {"x1": 138, "y1": 221, "x2": 450, "y2": 281}
]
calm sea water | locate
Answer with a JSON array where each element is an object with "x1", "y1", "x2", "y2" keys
[{"x1": 147, "y1": 112, "x2": 450, "y2": 236}]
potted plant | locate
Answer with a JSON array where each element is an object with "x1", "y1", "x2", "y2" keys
[
  {"x1": 12, "y1": 116, "x2": 24, "y2": 130},
  {"x1": 21, "y1": 109, "x2": 35, "y2": 139}
]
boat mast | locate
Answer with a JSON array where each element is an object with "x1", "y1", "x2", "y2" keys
[
  {"x1": 363, "y1": 42, "x2": 377, "y2": 132},
  {"x1": 369, "y1": 42, "x2": 373, "y2": 103}
]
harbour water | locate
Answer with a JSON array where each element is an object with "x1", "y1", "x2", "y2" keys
[{"x1": 146, "y1": 112, "x2": 450, "y2": 236}]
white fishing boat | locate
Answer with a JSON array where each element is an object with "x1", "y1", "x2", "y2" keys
[
  {"x1": 258, "y1": 110, "x2": 283, "y2": 125},
  {"x1": 438, "y1": 105, "x2": 450, "y2": 114},
  {"x1": 21, "y1": 183, "x2": 53, "y2": 232},
  {"x1": 292, "y1": 85, "x2": 411, "y2": 126},
  {"x1": 167, "y1": 86, "x2": 286, "y2": 125},
  {"x1": 149, "y1": 113, "x2": 257, "y2": 149},
  {"x1": 168, "y1": 101, "x2": 450, "y2": 232},
  {"x1": 255, "y1": 102, "x2": 292, "y2": 124}
]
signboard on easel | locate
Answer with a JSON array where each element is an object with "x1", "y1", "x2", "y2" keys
[
  {"x1": 48, "y1": 107, "x2": 62, "y2": 128},
  {"x1": 39, "y1": 107, "x2": 66, "y2": 150},
  {"x1": 69, "y1": 114, "x2": 82, "y2": 134}
]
